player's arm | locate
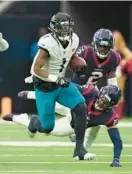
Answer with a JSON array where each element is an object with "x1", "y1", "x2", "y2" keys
[
  {"x1": 106, "y1": 122, "x2": 123, "y2": 167},
  {"x1": 107, "y1": 51, "x2": 122, "y2": 86},
  {"x1": 113, "y1": 30, "x2": 132, "y2": 61},
  {"x1": 116, "y1": 59, "x2": 132, "y2": 78},
  {"x1": 31, "y1": 48, "x2": 61, "y2": 83},
  {"x1": 75, "y1": 83, "x2": 96, "y2": 98},
  {"x1": 31, "y1": 36, "x2": 69, "y2": 87},
  {"x1": 0, "y1": 33, "x2": 9, "y2": 51},
  {"x1": 31, "y1": 49, "x2": 51, "y2": 79},
  {"x1": 31, "y1": 35, "x2": 59, "y2": 82},
  {"x1": 31, "y1": 48, "x2": 69, "y2": 87}
]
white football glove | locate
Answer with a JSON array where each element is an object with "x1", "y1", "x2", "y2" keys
[
  {"x1": 0, "y1": 33, "x2": 3, "y2": 41},
  {"x1": 24, "y1": 75, "x2": 33, "y2": 84},
  {"x1": 0, "y1": 32, "x2": 9, "y2": 51}
]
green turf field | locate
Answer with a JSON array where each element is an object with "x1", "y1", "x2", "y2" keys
[{"x1": 0, "y1": 121, "x2": 131, "y2": 174}]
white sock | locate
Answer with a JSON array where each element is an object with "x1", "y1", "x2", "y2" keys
[
  {"x1": 13, "y1": 113, "x2": 30, "y2": 127},
  {"x1": 84, "y1": 126, "x2": 101, "y2": 150},
  {"x1": 50, "y1": 117, "x2": 74, "y2": 136},
  {"x1": 55, "y1": 103, "x2": 70, "y2": 116},
  {"x1": 27, "y1": 91, "x2": 36, "y2": 100}
]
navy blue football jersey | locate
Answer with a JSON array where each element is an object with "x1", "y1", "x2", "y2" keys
[
  {"x1": 75, "y1": 83, "x2": 119, "y2": 128},
  {"x1": 71, "y1": 45, "x2": 121, "y2": 87}
]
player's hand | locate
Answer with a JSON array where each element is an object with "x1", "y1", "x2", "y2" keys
[
  {"x1": 56, "y1": 77, "x2": 69, "y2": 87},
  {"x1": 125, "y1": 59, "x2": 132, "y2": 75},
  {"x1": 0, "y1": 33, "x2": 3, "y2": 41},
  {"x1": 74, "y1": 66, "x2": 88, "y2": 77},
  {"x1": 25, "y1": 76, "x2": 33, "y2": 84},
  {"x1": 18, "y1": 91, "x2": 28, "y2": 100},
  {"x1": 110, "y1": 159, "x2": 122, "y2": 167}
]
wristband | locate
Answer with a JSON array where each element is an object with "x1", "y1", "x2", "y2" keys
[{"x1": 48, "y1": 74, "x2": 58, "y2": 82}]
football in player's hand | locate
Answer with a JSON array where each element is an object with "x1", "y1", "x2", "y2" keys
[{"x1": 69, "y1": 56, "x2": 87, "y2": 70}]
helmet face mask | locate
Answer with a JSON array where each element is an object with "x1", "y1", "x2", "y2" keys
[
  {"x1": 95, "y1": 43, "x2": 113, "y2": 59},
  {"x1": 94, "y1": 93, "x2": 113, "y2": 111},
  {"x1": 50, "y1": 12, "x2": 74, "y2": 42},
  {"x1": 92, "y1": 29, "x2": 114, "y2": 59},
  {"x1": 94, "y1": 85, "x2": 121, "y2": 111}
]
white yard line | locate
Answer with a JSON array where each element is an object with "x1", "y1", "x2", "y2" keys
[
  {"x1": 0, "y1": 120, "x2": 132, "y2": 127},
  {"x1": 117, "y1": 122, "x2": 132, "y2": 127},
  {"x1": 0, "y1": 161, "x2": 131, "y2": 164},
  {"x1": 0, "y1": 172, "x2": 132, "y2": 174},
  {"x1": 0, "y1": 171, "x2": 132, "y2": 174},
  {"x1": 0, "y1": 141, "x2": 132, "y2": 147},
  {"x1": 1, "y1": 154, "x2": 132, "y2": 157}
]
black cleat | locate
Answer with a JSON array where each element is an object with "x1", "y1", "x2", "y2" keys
[
  {"x1": 28, "y1": 115, "x2": 38, "y2": 138},
  {"x1": 18, "y1": 91, "x2": 29, "y2": 100},
  {"x1": 73, "y1": 146, "x2": 89, "y2": 161},
  {"x1": 2, "y1": 114, "x2": 14, "y2": 121}
]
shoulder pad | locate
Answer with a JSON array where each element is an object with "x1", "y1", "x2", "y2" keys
[
  {"x1": 72, "y1": 33, "x2": 79, "y2": 51},
  {"x1": 38, "y1": 34, "x2": 53, "y2": 52},
  {"x1": 113, "y1": 50, "x2": 122, "y2": 65}
]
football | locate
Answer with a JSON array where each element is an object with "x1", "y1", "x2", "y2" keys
[{"x1": 69, "y1": 56, "x2": 87, "y2": 70}]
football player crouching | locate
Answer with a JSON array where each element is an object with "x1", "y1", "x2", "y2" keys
[{"x1": 3, "y1": 84, "x2": 123, "y2": 167}]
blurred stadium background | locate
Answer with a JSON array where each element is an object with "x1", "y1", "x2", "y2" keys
[
  {"x1": 0, "y1": 1, "x2": 132, "y2": 117},
  {"x1": 0, "y1": 1, "x2": 132, "y2": 173}
]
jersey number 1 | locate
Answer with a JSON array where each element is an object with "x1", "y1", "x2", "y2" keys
[{"x1": 59, "y1": 58, "x2": 66, "y2": 72}]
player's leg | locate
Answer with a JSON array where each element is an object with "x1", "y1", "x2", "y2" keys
[
  {"x1": 18, "y1": 91, "x2": 35, "y2": 100},
  {"x1": 84, "y1": 126, "x2": 101, "y2": 150},
  {"x1": 81, "y1": 84, "x2": 101, "y2": 150},
  {"x1": 18, "y1": 90, "x2": 69, "y2": 116},
  {"x1": 2, "y1": 112, "x2": 73, "y2": 136},
  {"x1": 28, "y1": 88, "x2": 59, "y2": 135},
  {"x1": 3, "y1": 111, "x2": 75, "y2": 139},
  {"x1": 2, "y1": 113, "x2": 30, "y2": 126},
  {"x1": 51, "y1": 115, "x2": 96, "y2": 160},
  {"x1": 50, "y1": 116, "x2": 74, "y2": 136},
  {"x1": 69, "y1": 85, "x2": 100, "y2": 148},
  {"x1": 57, "y1": 83, "x2": 88, "y2": 160},
  {"x1": 55, "y1": 102, "x2": 70, "y2": 116},
  {"x1": 69, "y1": 126, "x2": 100, "y2": 151}
]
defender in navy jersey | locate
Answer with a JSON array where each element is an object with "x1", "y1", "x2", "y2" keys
[
  {"x1": 72, "y1": 29, "x2": 121, "y2": 87},
  {"x1": 69, "y1": 29, "x2": 122, "y2": 146},
  {"x1": 3, "y1": 84, "x2": 123, "y2": 167},
  {"x1": 75, "y1": 84, "x2": 121, "y2": 128}
]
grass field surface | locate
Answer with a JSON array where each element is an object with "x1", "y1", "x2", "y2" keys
[{"x1": 0, "y1": 120, "x2": 131, "y2": 174}]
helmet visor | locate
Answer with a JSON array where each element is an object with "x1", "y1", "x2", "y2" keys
[{"x1": 55, "y1": 21, "x2": 74, "y2": 39}]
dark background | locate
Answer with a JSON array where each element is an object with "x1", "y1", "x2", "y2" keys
[
  {"x1": 0, "y1": 1, "x2": 131, "y2": 115},
  {"x1": 62, "y1": 1, "x2": 130, "y2": 44}
]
